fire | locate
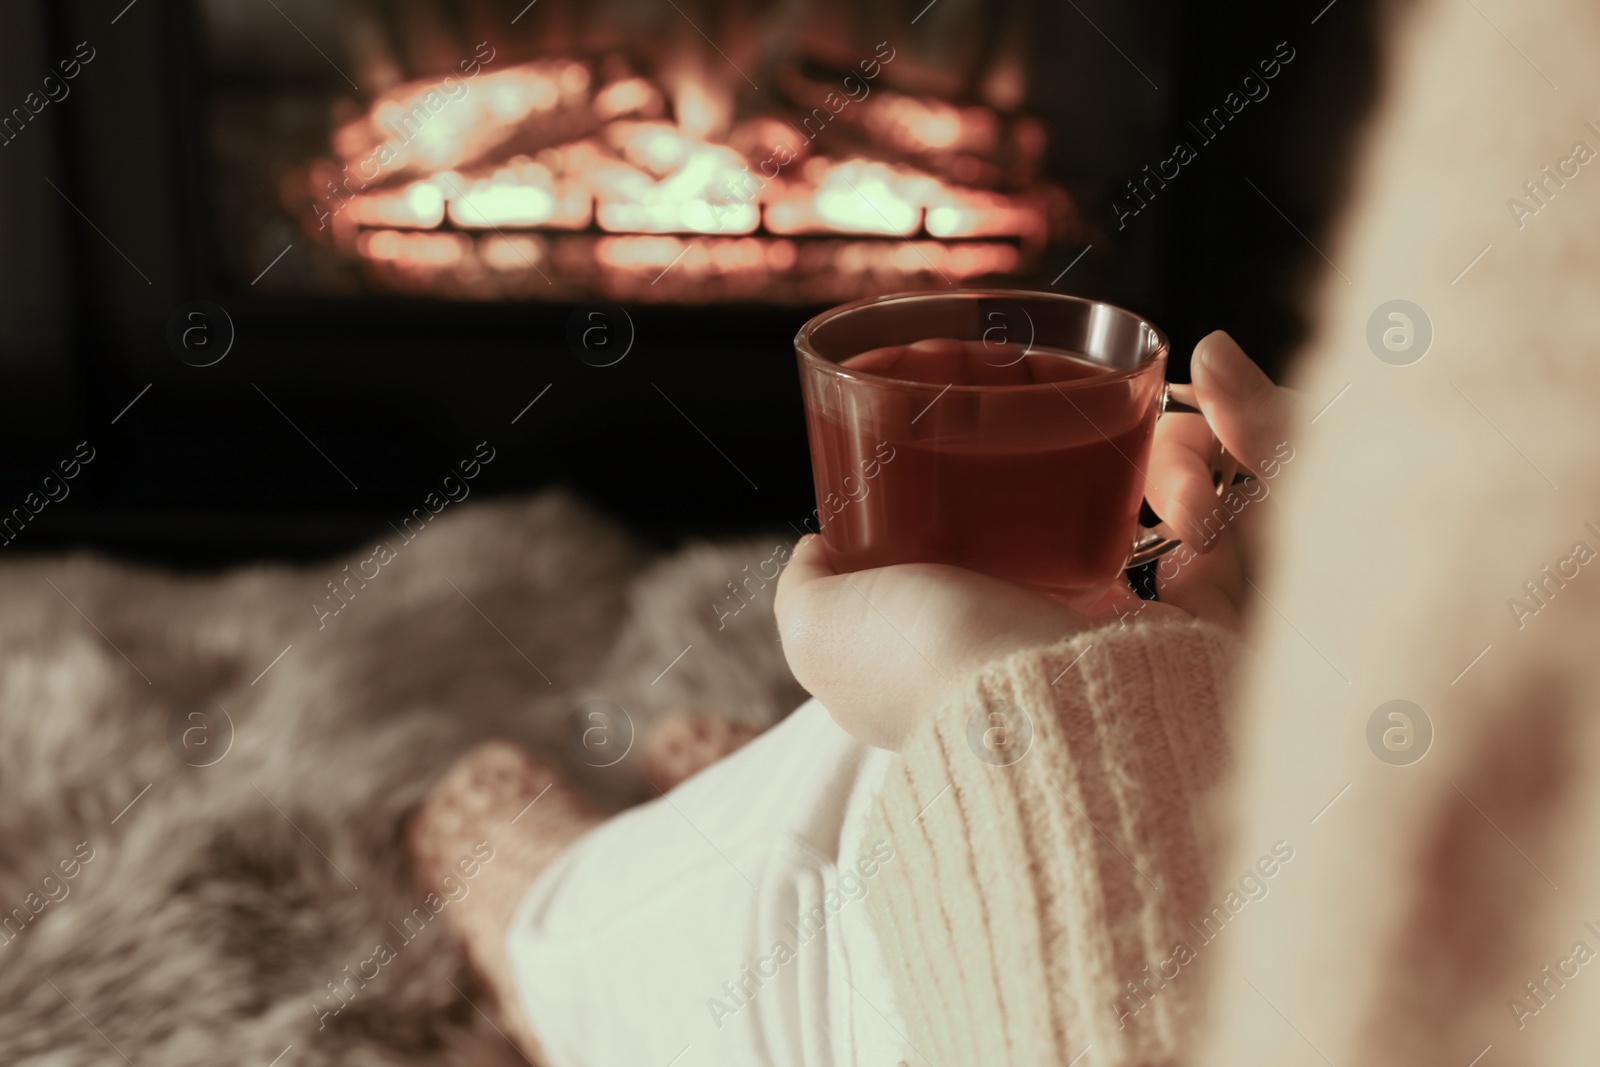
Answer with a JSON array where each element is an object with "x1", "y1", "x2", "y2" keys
[
  {"x1": 300, "y1": 54, "x2": 1072, "y2": 302},
  {"x1": 669, "y1": 72, "x2": 732, "y2": 142}
]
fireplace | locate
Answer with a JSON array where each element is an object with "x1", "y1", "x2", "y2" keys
[
  {"x1": 3, "y1": 0, "x2": 1376, "y2": 562},
  {"x1": 211, "y1": 1, "x2": 1080, "y2": 306}
]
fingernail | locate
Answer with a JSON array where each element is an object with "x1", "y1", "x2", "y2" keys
[{"x1": 1199, "y1": 336, "x2": 1263, "y2": 398}]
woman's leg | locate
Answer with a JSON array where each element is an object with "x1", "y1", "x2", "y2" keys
[
  {"x1": 411, "y1": 700, "x2": 903, "y2": 1067},
  {"x1": 408, "y1": 742, "x2": 604, "y2": 1058},
  {"x1": 409, "y1": 713, "x2": 760, "y2": 1057}
]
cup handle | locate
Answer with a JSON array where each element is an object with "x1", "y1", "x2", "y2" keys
[{"x1": 1124, "y1": 382, "x2": 1240, "y2": 568}]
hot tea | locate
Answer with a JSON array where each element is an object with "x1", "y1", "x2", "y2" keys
[{"x1": 802, "y1": 337, "x2": 1163, "y2": 604}]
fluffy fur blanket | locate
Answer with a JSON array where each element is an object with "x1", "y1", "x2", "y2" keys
[{"x1": 0, "y1": 492, "x2": 803, "y2": 1066}]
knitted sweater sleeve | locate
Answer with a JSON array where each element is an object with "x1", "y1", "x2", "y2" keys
[{"x1": 861, "y1": 618, "x2": 1237, "y2": 1067}]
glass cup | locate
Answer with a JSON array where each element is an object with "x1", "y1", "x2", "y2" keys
[{"x1": 795, "y1": 288, "x2": 1204, "y2": 607}]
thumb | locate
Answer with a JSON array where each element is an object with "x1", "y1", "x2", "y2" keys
[
  {"x1": 1191, "y1": 331, "x2": 1294, "y2": 474},
  {"x1": 773, "y1": 533, "x2": 833, "y2": 621}
]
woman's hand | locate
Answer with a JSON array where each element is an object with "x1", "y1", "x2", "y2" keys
[
  {"x1": 775, "y1": 544, "x2": 1113, "y2": 749},
  {"x1": 1138, "y1": 330, "x2": 1298, "y2": 628},
  {"x1": 775, "y1": 331, "x2": 1295, "y2": 749}
]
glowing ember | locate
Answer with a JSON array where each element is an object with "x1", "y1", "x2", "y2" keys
[
  {"x1": 330, "y1": 61, "x2": 593, "y2": 180},
  {"x1": 669, "y1": 73, "x2": 731, "y2": 142},
  {"x1": 593, "y1": 77, "x2": 663, "y2": 122},
  {"x1": 301, "y1": 56, "x2": 1074, "y2": 302},
  {"x1": 861, "y1": 92, "x2": 1000, "y2": 156},
  {"x1": 342, "y1": 181, "x2": 445, "y2": 229}
]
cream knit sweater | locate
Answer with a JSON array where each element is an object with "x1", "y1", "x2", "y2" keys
[
  {"x1": 864, "y1": 0, "x2": 1600, "y2": 1063},
  {"x1": 866, "y1": 622, "x2": 1236, "y2": 1066}
]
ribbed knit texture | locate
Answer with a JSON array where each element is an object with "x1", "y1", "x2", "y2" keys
[{"x1": 864, "y1": 619, "x2": 1236, "y2": 1066}]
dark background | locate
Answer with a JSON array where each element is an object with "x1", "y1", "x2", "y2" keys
[{"x1": 0, "y1": 0, "x2": 1382, "y2": 569}]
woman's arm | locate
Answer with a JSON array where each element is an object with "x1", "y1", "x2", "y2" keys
[
  {"x1": 1196, "y1": 2, "x2": 1600, "y2": 1063},
  {"x1": 769, "y1": 334, "x2": 1293, "y2": 1062},
  {"x1": 862, "y1": 619, "x2": 1238, "y2": 1067}
]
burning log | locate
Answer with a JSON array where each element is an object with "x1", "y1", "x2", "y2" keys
[{"x1": 296, "y1": 46, "x2": 1076, "y2": 303}]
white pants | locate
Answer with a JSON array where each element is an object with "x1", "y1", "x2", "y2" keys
[{"x1": 506, "y1": 698, "x2": 910, "y2": 1067}]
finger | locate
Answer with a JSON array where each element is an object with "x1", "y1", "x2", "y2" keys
[
  {"x1": 775, "y1": 536, "x2": 873, "y2": 699},
  {"x1": 1145, "y1": 411, "x2": 1229, "y2": 553},
  {"x1": 965, "y1": 338, "x2": 1034, "y2": 386},
  {"x1": 848, "y1": 338, "x2": 967, "y2": 383},
  {"x1": 1153, "y1": 529, "x2": 1245, "y2": 631},
  {"x1": 842, "y1": 344, "x2": 908, "y2": 376},
  {"x1": 1083, "y1": 573, "x2": 1146, "y2": 618},
  {"x1": 774, "y1": 533, "x2": 833, "y2": 621},
  {"x1": 1191, "y1": 331, "x2": 1294, "y2": 474}
]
